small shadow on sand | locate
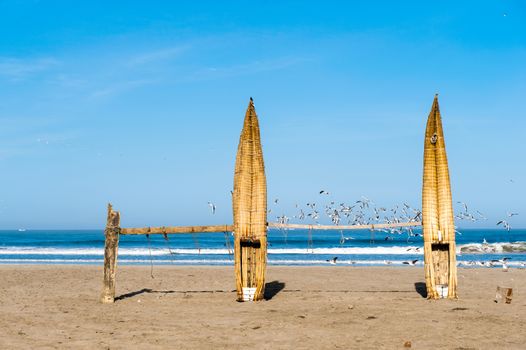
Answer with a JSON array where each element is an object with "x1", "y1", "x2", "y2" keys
[
  {"x1": 414, "y1": 282, "x2": 427, "y2": 298},
  {"x1": 115, "y1": 288, "x2": 153, "y2": 301},
  {"x1": 115, "y1": 288, "x2": 240, "y2": 301},
  {"x1": 114, "y1": 284, "x2": 285, "y2": 302},
  {"x1": 115, "y1": 288, "x2": 179, "y2": 301},
  {"x1": 264, "y1": 281, "x2": 285, "y2": 300}
]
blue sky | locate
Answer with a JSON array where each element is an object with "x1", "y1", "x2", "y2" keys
[{"x1": 0, "y1": 1, "x2": 525, "y2": 229}]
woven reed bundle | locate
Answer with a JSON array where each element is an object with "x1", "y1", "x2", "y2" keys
[
  {"x1": 422, "y1": 95, "x2": 457, "y2": 299},
  {"x1": 232, "y1": 98, "x2": 267, "y2": 301}
]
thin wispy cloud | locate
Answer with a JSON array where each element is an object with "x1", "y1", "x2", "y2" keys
[
  {"x1": 0, "y1": 57, "x2": 60, "y2": 81},
  {"x1": 88, "y1": 54, "x2": 311, "y2": 98},
  {"x1": 49, "y1": 74, "x2": 88, "y2": 89},
  {"x1": 187, "y1": 56, "x2": 312, "y2": 81},
  {"x1": 89, "y1": 78, "x2": 161, "y2": 99},
  {"x1": 0, "y1": 117, "x2": 79, "y2": 160},
  {"x1": 127, "y1": 46, "x2": 189, "y2": 66}
]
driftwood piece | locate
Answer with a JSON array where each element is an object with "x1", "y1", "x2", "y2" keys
[
  {"x1": 120, "y1": 224, "x2": 233, "y2": 235},
  {"x1": 119, "y1": 222, "x2": 420, "y2": 236},
  {"x1": 100, "y1": 203, "x2": 121, "y2": 303}
]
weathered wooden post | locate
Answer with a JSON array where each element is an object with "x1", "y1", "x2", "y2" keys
[
  {"x1": 100, "y1": 203, "x2": 121, "y2": 303},
  {"x1": 232, "y1": 98, "x2": 268, "y2": 301},
  {"x1": 422, "y1": 95, "x2": 457, "y2": 299}
]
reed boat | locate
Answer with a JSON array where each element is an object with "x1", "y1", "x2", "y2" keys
[
  {"x1": 422, "y1": 94, "x2": 457, "y2": 299},
  {"x1": 232, "y1": 98, "x2": 267, "y2": 301}
]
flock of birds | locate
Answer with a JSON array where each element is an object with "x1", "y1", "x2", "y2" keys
[
  {"x1": 458, "y1": 257, "x2": 518, "y2": 270},
  {"x1": 324, "y1": 256, "x2": 526, "y2": 270},
  {"x1": 208, "y1": 191, "x2": 518, "y2": 240},
  {"x1": 274, "y1": 193, "x2": 422, "y2": 227},
  {"x1": 206, "y1": 190, "x2": 521, "y2": 268},
  {"x1": 455, "y1": 201, "x2": 518, "y2": 233}
]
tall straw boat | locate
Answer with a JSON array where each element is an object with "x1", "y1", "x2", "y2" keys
[
  {"x1": 232, "y1": 98, "x2": 267, "y2": 301},
  {"x1": 422, "y1": 95, "x2": 457, "y2": 299}
]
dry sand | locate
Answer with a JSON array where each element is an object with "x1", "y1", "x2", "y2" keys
[{"x1": 1, "y1": 266, "x2": 525, "y2": 349}]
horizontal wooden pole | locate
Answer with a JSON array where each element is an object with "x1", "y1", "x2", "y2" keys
[
  {"x1": 120, "y1": 225, "x2": 234, "y2": 235},
  {"x1": 268, "y1": 221, "x2": 422, "y2": 230},
  {"x1": 119, "y1": 221, "x2": 421, "y2": 235}
]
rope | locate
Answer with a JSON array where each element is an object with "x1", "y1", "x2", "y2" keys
[
  {"x1": 146, "y1": 233, "x2": 154, "y2": 279},
  {"x1": 163, "y1": 233, "x2": 176, "y2": 264},
  {"x1": 307, "y1": 226, "x2": 313, "y2": 253},
  {"x1": 224, "y1": 231, "x2": 233, "y2": 260},
  {"x1": 280, "y1": 225, "x2": 288, "y2": 245},
  {"x1": 191, "y1": 232, "x2": 201, "y2": 254}
]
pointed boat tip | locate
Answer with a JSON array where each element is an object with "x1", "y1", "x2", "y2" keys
[
  {"x1": 247, "y1": 97, "x2": 256, "y2": 111},
  {"x1": 431, "y1": 93, "x2": 440, "y2": 109}
]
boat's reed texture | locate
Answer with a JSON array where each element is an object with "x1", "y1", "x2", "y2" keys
[
  {"x1": 232, "y1": 98, "x2": 267, "y2": 301},
  {"x1": 100, "y1": 204, "x2": 121, "y2": 303},
  {"x1": 422, "y1": 95, "x2": 457, "y2": 299}
]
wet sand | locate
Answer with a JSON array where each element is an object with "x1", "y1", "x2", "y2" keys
[{"x1": 1, "y1": 266, "x2": 525, "y2": 349}]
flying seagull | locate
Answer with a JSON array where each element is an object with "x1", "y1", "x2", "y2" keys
[
  {"x1": 457, "y1": 201, "x2": 468, "y2": 213},
  {"x1": 326, "y1": 257, "x2": 338, "y2": 265},
  {"x1": 207, "y1": 202, "x2": 216, "y2": 214},
  {"x1": 497, "y1": 220, "x2": 511, "y2": 232},
  {"x1": 491, "y1": 257, "x2": 511, "y2": 265},
  {"x1": 476, "y1": 211, "x2": 487, "y2": 220},
  {"x1": 403, "y1": 259, "x2": 419, "y2": 266}
]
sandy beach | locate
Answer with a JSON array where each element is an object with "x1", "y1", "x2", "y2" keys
[{"x1": 1, "y1": 266, "x2": 524, "y2": 349}]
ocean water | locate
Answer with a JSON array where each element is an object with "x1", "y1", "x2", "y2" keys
[{"x1": 0, "y1": 228, "x2": 525, "y2": 268}]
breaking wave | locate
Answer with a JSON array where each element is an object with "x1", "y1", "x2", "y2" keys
[
  {"x1": 458, "y1": 242, "x2": 526, "y2": 254},
  {"x1": 1, "y1": 243, "x2": 525, "y2": 256}
]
